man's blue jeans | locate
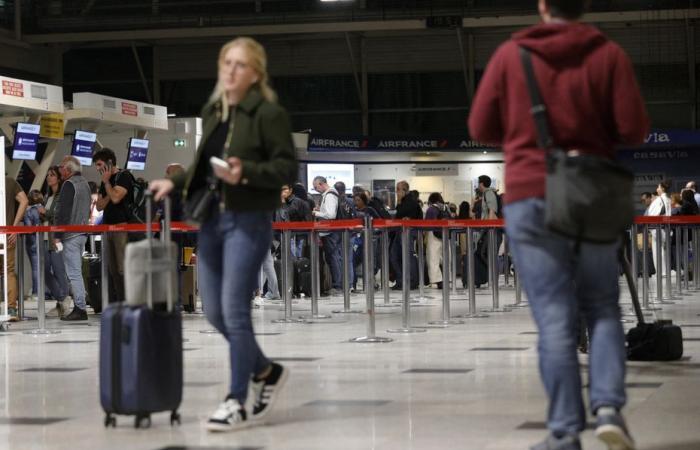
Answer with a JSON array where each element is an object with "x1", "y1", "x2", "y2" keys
[
  {"x1": 321, "y1": 232, "x2": 343, "y2": 290},
  {"x1": 198, "y1": 210, "x2": 272, "y2": 404},
  {"x1": 62, "y1": 234, "x2": 88, "y2": 310},
  {"x1": 504, "y1": 198, "x2": 626, "y2": 435},
  {"x1": 44, "y1": 245, "x2": 69, "y2": 301}
]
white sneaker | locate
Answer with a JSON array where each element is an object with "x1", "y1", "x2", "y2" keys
[
  {"x1": 46, "y1": 302, "x2": 62, "y2": 318},
  {"x1": 60, "y1": 297, "x2": 73, "y2": 317},
  {"x1": 205, "y1": 398, "x2": 250, "y2": 432}
]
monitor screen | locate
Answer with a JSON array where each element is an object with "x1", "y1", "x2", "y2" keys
[
  {"x1": 12, "y1": 122, "x2": 41, "y2": 160},
  {"x1": 126, "y1": 138, "x2": 149, "y2": 171},
  {"x1": 307, "y1": 163, "x2": 355, "y2": 194},
  {"x1": 71, "y1": 130, "x2": 97, "y2": 166}
]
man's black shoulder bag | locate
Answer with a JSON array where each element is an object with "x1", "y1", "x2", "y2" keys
[{"x1": 519, "y1": 47, "x2": 635, "y2": 244}]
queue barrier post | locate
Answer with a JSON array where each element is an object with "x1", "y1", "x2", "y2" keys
[
  {"x1": 454, "y1": 226, "x2": 489, "y2": 319},
  {"x1": 664, "y1": 223, "x2": 678, "y2": 301},
  {"x1": 387, "y1": 224, "x2": 426, "y2": 334},
  {"x1": 428, "y1": 226, "x2": 463, "y2": 326},
  {"x1": 641, "y1": 225, "x2": 660, "y2": 311},
  {"x1": 24, "y1": 232, "x2": 59, "y2": 336},
  {"x1": 651, "y1": 225, "x2": 667, "y2": 305},
  {"x1": 377, "y1": 227, "x2": 394, "y2": 308},
  {"x1": 413, "y1": 229, "x2": 432, "y2": 302},
  {"x1": 693, "y1": 228, "x2": 699, "y2": 292},
  {"x1": 299, "y1": 229, "x2": 331, "y2": 321},
  {"x1": 683, "y1": 226, "x2": 691, "y2": 292},
  {"x1": 351, "y1": 216, "x2": 393, "y2": 343},
  {"x1": 16, "y1": 236, "x2": 25, "y2": 320},
  {"x1": 450, "y1": 230, "x2": 459, "y2": 297},
  {"x1": 630, "y1": 225, "x2": 638, "y2": 292},
  {"x1": 675, "y1": 225, "x2": 684, "y2": 296},
  {"x1": 483, "y1": 228, "x2": 509, "y2": 313},
  {"x1": 333, "y1": 229, "x2": 363, "y2": 314},
  {"x1": 272, "y1": 229, "x2": 303, "y2": 324}
]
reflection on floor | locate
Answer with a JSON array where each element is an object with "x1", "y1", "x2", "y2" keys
[{"x1": 1, "y1": 281, "x2": 699, "y2": 450}]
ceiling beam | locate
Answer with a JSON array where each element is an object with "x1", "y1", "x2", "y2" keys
[{"x1": 23, "y1": 9, "x2": 700, "y2": 45}]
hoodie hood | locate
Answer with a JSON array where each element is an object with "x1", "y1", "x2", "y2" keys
[{"x1": 513, "y1": 22, "x2": 607, "y2": 63}]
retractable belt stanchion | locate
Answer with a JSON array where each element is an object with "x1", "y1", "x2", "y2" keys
[
  {"x1": 630, "y1": 225, "x2": 638, "y2": 292},
  {"x1": 272, "y1": 229, "x2": 302, "y2": 324},
  {"x1": 693, "y1": 226, "x2": 700, "y2": 291},
  {"x1": 351, "y1": 217, "x2": 392, "y2": 343},
  {"x1": 388, "y1": 225, "x2": 426, "y2": 334},
  {"x1": 413, "y1": 230, "x2": 432, "y2": 302},
  {"x1": 378, "y1": 228, "x2": 393, "y2": 308},
  {"x1": 428, "y1": 226, "x2": 463, "y2": 326},
  {"x1": 300, "y1": 229, "x2": 331, "y2": 321},
  {"x1": 16, "y1": 237, "x2": 25, "y2": 320},
  {"x1": 641, "y1": 225, "x2": 659, "y2": 311},
  {"x1": 24, "y1": 232, "x2": 58, "y2": 335},
  {"x1": 507, "y1": 266, "x2": 528, "y2": 308},
  {"x1": 455, "y1": 227, "x2": 488, "y2": 319},
  {"x1": 334, "y1": 229, "x2": 363, "y2": 314},
  {"x1": 664, "y1": 223, "x2": 677, "y2": 301},
  {"x1": 450, "y1": 230, "x2": 459, "y2": 297},
  {"x1": 503, "y1": 236, "x2": 511, "y2": 288},
  {"x1": 683, "y1": 226, "x2": 690, "y2": 291},
  {"x1": 483, "y1": 229, "x2": 509, "y2": 313},
  {"x1": 652, "y1": 225, "x2": 668, "y2": 305},
  {"x1": 675, "y1": 225, "x2": 684, "y2": 296}
]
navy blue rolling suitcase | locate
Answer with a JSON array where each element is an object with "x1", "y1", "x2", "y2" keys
[{"x1": 99, "y1": 194, "x2": 183, "y2": 428}]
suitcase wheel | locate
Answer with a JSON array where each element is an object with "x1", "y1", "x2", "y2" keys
[
  {"x1": 104, "y1": 414, "x2": 116, "y2": 428},
  {"x1": 134, "y1": 414, "x2": 151, "y2": 429},
  {"x1": 170, "y1": 411, "x2": 181, "y2": 426}
]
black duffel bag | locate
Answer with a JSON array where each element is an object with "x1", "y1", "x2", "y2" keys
[
  {"x1": 619, "y1": 242, "x2": 683, "y2": 361},
  {"x1": 520, "y1": 47, "x2": 634, "y2": 244}
]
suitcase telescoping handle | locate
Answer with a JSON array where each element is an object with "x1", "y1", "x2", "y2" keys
[
  {"x1": 619, "y1": 241, "x2": 645, "y2": 325},
  {"x1": 144, "y1": 191, "x2": 174, "y2": 312}
]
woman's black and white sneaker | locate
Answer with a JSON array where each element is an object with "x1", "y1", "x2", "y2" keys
[
  {"x1": 595, "y1": 408, "x2": 635, "y2": 450},
  {"x1": 206, "y1": 398, "x2": 250, "y2": 432},
  {"x1": 249, "y1": 362, "x2": 289, "y2": 421}
]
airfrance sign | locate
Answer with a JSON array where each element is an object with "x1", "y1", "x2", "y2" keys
[{"x1": 307, "y1": 135, "x2": 492, "y2": 153}]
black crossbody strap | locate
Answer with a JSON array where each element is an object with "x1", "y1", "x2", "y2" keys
[{"x1": 519, "y1": 46, "x2": 554, "y2": 150}]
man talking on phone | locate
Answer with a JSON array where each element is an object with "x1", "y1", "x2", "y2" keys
[{"x1": 94, "y1": 148, "x2": 133, "y2": 303}]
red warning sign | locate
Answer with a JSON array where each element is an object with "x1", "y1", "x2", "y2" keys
[
  {"x1": 2, "y1": 80, "x2": 24, "y2": 97},
  {"x1": 121, "y1": 102, "x2": 138, "y2": 117}
]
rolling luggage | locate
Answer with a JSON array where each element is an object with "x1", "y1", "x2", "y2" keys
[
  {"x1": 293, "y1": 257, "x2": 312, "y2": 297},
  {"x1": 99, "y1": 193, "x2": 183, "y2": 428},
  {"x1": 83, "y1": 254, "x2": 102, "y2": 313},
  {"x1": 621, "y1": 245, "x2": 683, "y2": 361}
]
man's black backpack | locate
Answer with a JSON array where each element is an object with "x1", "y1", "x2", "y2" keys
[
  {"x1": 327, "y1": 191, "x2": 355, "y2": 220},
  {"x1": 116, "y1": 170, "x2": 149, "y2": 223},
  {"x1": 369, "y1": 196, "x2": 392, "y2": 220}
]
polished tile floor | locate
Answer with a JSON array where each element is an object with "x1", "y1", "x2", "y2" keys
[{"x1": 1, "y1": 278, "x2": 699, "y2": 450}]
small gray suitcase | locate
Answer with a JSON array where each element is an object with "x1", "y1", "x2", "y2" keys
[{"x1": 125, "y1": 195, "x2": 177, "y2": 306}]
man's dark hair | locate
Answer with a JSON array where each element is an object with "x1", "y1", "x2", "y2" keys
[
  {"x1": 93, "y1": 148, "x2": 117, "y2": 166},
  {"x1": 313, "y1": 175, "x2": 327, "y2": 185},
  {"x1": 478, "y1": 175, "x2": 492, "y2": 188},
  {"x1": 659, "y1": 180, "x2": 671, "y2": 193},
  {"x1": 352, "y1": 185, "x2": 365, "y2": 196},
  {"x1": 546, "y1": 0, "x2": 588, "y2": 20},
  {"x1": 640, "y1": 192, "x2": 653, "y2": 200},
  {"x1": 409, "y1": 190, "x2": 420, "y2": 201},
  {"x1": 334, "y1": 181, "x2": 346, "y2": 195}
]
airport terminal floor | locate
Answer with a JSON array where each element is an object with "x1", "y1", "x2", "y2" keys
[{"x1": 1, "y1": 283, "x2": 699, "y2": 450}]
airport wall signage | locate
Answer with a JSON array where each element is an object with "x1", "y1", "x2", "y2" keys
[
  {"x1": 307, "y1": 135, "x2": 491, "y2": 153},
  {"x1": 307, "y1": 130, "x2": 700, "y2": 153}
]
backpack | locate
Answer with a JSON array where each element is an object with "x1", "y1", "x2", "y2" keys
[
  {"x1": 495, "y1": 193, "x2": 504, "y2": 219},
  {"x1": 432, "y1": 204, "x2": 451, "y2": 239},
  {"x1": 369, "y1": 196, "x2": 392, "y2": 220},
  {"x1": 116, "y1": 170, "x2": 148, "y2": 223},
  {"x1": 327, "y1": 191, "x2": 355, "y2": 220}
]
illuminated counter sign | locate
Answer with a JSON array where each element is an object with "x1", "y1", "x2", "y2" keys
[
  {"x1": 71, "y1": 130, "x2": 97, "y2": 166},
  {"x1": 126, "y1": 138, "x2": 149, "y2": 171},
  {"x1": 12, "y1": 123, "x2": 41, "y2": 160}
]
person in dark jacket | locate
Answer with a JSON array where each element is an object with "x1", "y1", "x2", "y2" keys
[
  {"x1": 468, "y1": 1, "x2": 649, "y2": 449},
  {"x1": 390, "y1": 181, "x2": 422, "y2": 290},
  {"x1": 150, "y1": 37, "x2": 297, "y2": 432}
]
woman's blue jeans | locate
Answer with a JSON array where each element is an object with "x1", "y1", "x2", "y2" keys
[
  {"x1": 504, "y1": 198, "x2": 626, "y2": 435},
  {"x1": 198, "y1": 210, "x2": 273, "y2": 404}
]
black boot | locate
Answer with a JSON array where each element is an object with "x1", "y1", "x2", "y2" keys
[{"x1": 61, "y1": 306, "x2": 88, "y2": 321}]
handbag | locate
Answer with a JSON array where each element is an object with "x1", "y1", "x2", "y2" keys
[
  {"x1": 520, "y1": 47, "x2": 634, "y2": 244},
  {"x1": 183, "y1": 176, "x2": 220, "y2": 225}
]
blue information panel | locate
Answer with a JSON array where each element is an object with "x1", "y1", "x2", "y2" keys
[
  {"x1": 12, "y1": 123, "x2": 41, "y2": 160},
  {"x1": 126, "y1": 138, "x2": 149, "y2": 171},
  {"x1": 71, "y1": 130, "x2": 97, "y2": 166}
]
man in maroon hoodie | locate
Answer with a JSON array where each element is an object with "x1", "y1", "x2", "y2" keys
[{"x1": 469, "y1": 2, "x2": 649, "y2": 450}]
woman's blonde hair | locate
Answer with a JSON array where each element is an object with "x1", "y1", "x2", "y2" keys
[{"x1": 210, "y1": 37, "x2": 277, "y2": 121}]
